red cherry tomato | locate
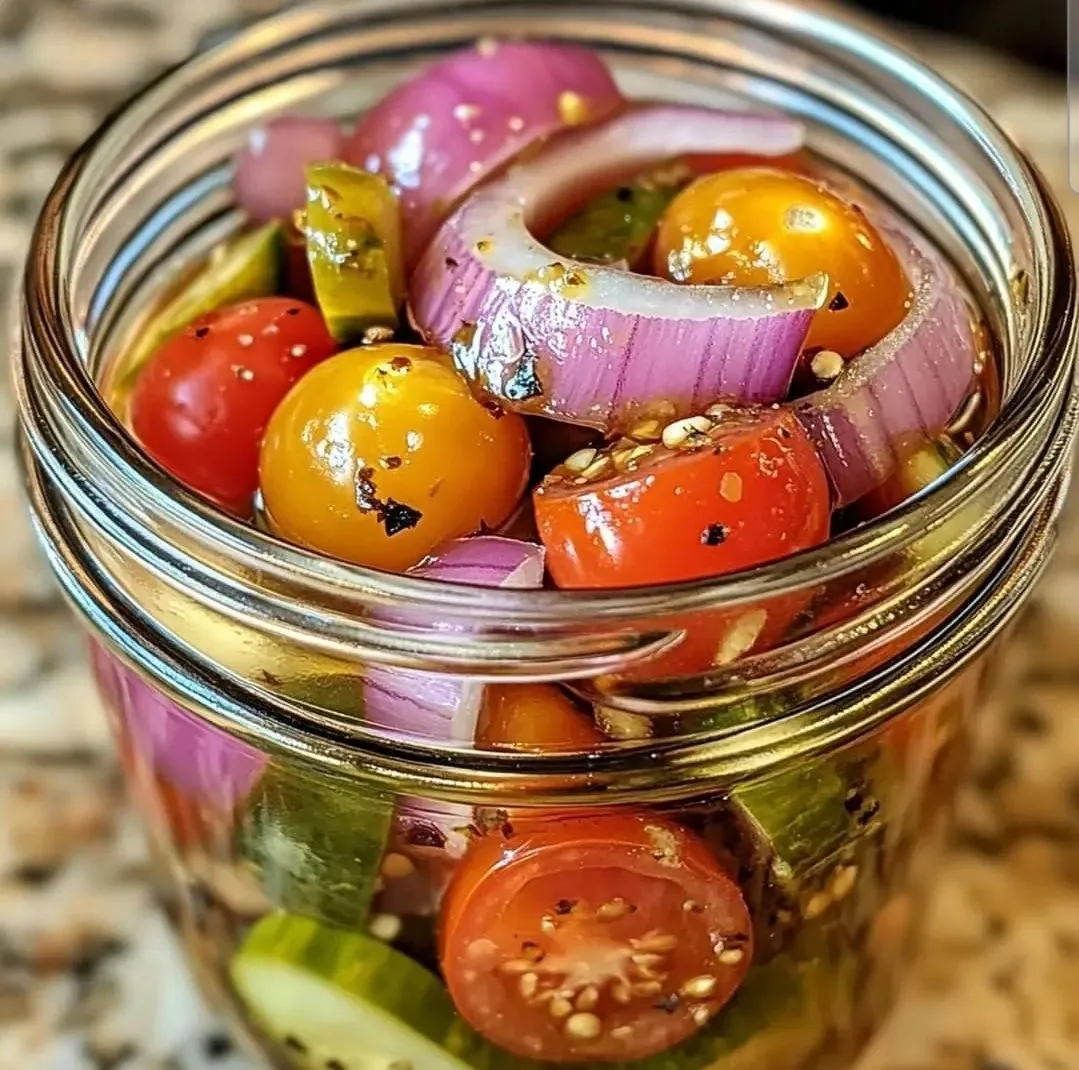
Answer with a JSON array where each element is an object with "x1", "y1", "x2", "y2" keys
[
  {"x1": 533, "y1": 405, "x2": 831, "y2": 589},
  {"x1": 439, "y1": 813, "x2": 753, "y2": 1062},
  {"x1": 129, "y1": 298, "x2": 337, "y2": 515}
]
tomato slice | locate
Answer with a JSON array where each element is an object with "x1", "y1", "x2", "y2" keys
[
  {"x1": 533, "y1": 405, "x2": 831, "y2": 589},
  {"x1": 439, "y1": 814, "x2": 753, "y2": 1062},
  {"x1": 477, "y1": 685, "x2": 603, "y2": 751}
]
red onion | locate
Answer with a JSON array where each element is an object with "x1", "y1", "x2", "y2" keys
[
  {"x1": 94, "y1": 645, "x2": 266, "y2": 809},
  {"x1": 410, "y1": 105, "x2": 824, "y2": 432},
  {"x1": 345, "y1": 40, "x2": 623, "y2": 266},
  {"x1": 234, "y1": 116, "x2": 346, "y2": 223},
  {"x1": 363, "y1": 536, "x2": 545, "y2": 742},
  {"x1": 795, "y1": 230, "x2": 979, "y2": 506}
]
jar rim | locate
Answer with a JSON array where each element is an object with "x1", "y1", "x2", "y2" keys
[{"x1": 16, "y1": 0, "x2": 1076, "y2": 626}]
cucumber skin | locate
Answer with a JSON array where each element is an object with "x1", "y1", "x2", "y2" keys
[{"x1": 236, "y1": 763, "x2": 394, "y2": 931}]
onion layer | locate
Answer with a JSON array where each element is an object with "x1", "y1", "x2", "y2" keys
[
  {"x1": 795, "y1": 229, "x2": 979, "y2": 506},
  {"x1": 410, "y1": 105, "x2": 824, "y2": 432},
  {"x1": 346, "y1": 40, "x2": 623, "y2": 267},
  {"x1": 233, "y1": 116, "x2": 345, "y2": 223}
]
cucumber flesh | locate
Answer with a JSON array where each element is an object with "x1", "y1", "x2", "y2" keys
[
  {"x1": 547, "y1": 163, "x2": 689, "y2": 269},
  {"x1": 114, "y1": 221, "x2": 283, "y2": 392},
  {"x1": 236, "y1": 762, "x2": 393, "y2": 930},
  {"x1": 231, "y1": 914, "x2": 482, "y2": 1070},
  {"x1": 305, "y1": 162, "x2": 403, "y2": 344}
]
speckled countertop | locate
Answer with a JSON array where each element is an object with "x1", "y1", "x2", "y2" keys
[{"x1": 0, "y1": 1, "x2": 1075, "y2": 1068}]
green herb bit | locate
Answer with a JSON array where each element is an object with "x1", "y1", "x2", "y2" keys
[{"x1": 304, "y1": 162, "x2": 403, "y2": 344}]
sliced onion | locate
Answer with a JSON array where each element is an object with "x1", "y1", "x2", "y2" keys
[
  {"x1": 233, "y1": 116, "x2": 346, "y2": 223},
  {"x1": 99, "y1": 647, "x2": 266, "y2": 809},
  {"x1": 795, "y1": 229, "x2": 979, "y2": 506},
  {"x1": 363, "y1": 535, "x2": 544, "y2": 865},
  {"x1": 345, "y1": 40, "x2": 623, "y2": 266},
  {"x1": 410, "y1": 105, "x2": 824, "y2": 432}
]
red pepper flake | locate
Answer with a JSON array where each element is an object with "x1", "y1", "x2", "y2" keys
[
  {"x1": 381, "y1": 499, "x2": 422, "y2": 536},
  {"x1": 828, "y1": 290, "x2": 850, "y2": 312},
  {"x1": 380, "y1": 455, "x2": 403, "y2": 470},
  {"x1": 389, "y1": 355, "x2": 412, "y2": 371},
  {"x1": 555, "y1": 898, "x2": 577, "y2": 916}
]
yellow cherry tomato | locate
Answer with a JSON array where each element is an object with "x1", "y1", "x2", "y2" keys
[
  {"x1": 259, "y1": 344, "x2": 531, "y2": 571},
  {"x1": 653, "y1": 167, "x2": 910, "y2": 358}
]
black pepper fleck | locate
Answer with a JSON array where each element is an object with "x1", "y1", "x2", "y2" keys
[
  {"x1": 555, "y1": 899, "x2": 577, "y2": 915},
  {"x1": 701, "y1": 523, "x2": 728, "y2": 546},
  {"x1": 654, "y1": 993, "x2": 680, "y2": 1014},
  {"x1": 194, "y1": 326, "x2": 210, "y2": 339},
  {"x1": 12, "y1": 862, "x2": 59, "y2": 886},
  {"x1": 389, "y1": 355, "x2": 412, "y2": 371},
  {"x1": 828, "y1": 291, "x2": 850, "y2": 312},
  {"x1": 616, "y1": 186, "x2": 635, "y2": 203},
  {"x1": 445, "y1": 256, "x2": 460, "y2": 269},
  {"x1": 203, "y1": 1033, "x2": 234, "y2": 1059},
  {"x1": 286, "y1": 306, "x2": 301, "y2": 316},
  {"x1": 381, "y1": 499, "x2": 423, "y2": 536}
]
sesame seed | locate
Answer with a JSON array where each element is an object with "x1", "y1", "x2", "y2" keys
[
  {"x1": 718, "y1": 948, "x2": 744, "y2": 966},
  {"x1": 564, "y1": 448, "x2": 597, "y2": 473},
  {"x1": 719, "y1": 471, "x2": 743, "y2": 502},
  {"x1": 680, "y1": 975, "x2": 717, "y2": 998},
  {"x1": 237, "y1": 333, "x2": 254, "y2": 347},
  {"x1": 565, "y1": 1013, "x2": 602, "y2": 1040},
  {"x1": 368, "y1": 914, "x2": 402, "y2": 942},
  {"x1": 290, "y1": 344, "x2": 308, "y2": 358},
  {"x1": 632, "y1": 932, "x2": 677, "y2": 954},
  {"x1": 810, "y1": 349, "x2": 844, "y2": 382},
  {"x1": 803, "y1": 891, "x2": 833, "y2": 920},
  {"x1": 380, "y1": 853, "x2": 414, "y2": 880},
  {"x1": 549, "y1": 998, "x2": 573, "y2": 1019},
  {"x1": 575, "y1": 986, "x2": 599, "y2": 1011},
  {"x1": 831, "y1": 865, "x2": 858, "y2": 901},
  {"x1": 662, "y1": 415, "x2": 713, "y2": 449},
  {"x1": 597, "y1": 898, "x2": 633, "y2": 921},
  {"x1": 519, "y1": 973, "x2": 539, "y2": 998}
]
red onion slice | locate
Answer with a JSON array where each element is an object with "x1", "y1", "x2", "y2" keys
[
  {"x1": 363, "y1": 536, "x2": 545, "y2": 743},
  {"x1": 233, "y1": 115, "x2": 346, "y2": 223},
  {"x1": 795, "y1": 229, "x2": 980, "y2": 506},
  {"x1": 346, "y1": 40, "x2": 623, "y2": 267},
  {"x1": 410, "y1": 105, "x2": 825, "y2": 432}
]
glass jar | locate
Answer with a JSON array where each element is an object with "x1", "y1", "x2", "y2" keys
[{"x1": 13, "y1": 1, "x2": 1078, "y2": 1068}]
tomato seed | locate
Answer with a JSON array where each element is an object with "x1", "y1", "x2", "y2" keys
[
  {"x1": 611, "y1": 1026, "x2": 633, "y2": 1041},
  {"x1": 611, "y1": 982, "x2": 632, "y2": 1004},
  {"x1": 519, "y1": 973, "x2": 539, "y2": 999},
  {"x1": 597, "y1": 898, "x2": 633, "y2": 921},
  {"x1": 630, "y1": 952, "x2": 663, "y2": 968},
  {"x1": 549, "y1": 998, "x2": 573, "y2": 1019},
  {"x1": 690, "y1": 1003, "x2": 712, "y2": 1026},
  {"x1": 631, "y1": 981, "x2": 663, "y2": 998},
  {"x1": 632, "y1": 932, "x2": 678, "y2": 954},
  {"x1": 718, "y1": 948, "x2": 744, "y2": 966},
  {"x1": 565, "y1": 1013, "x2": 602, "y2": 1040},
  {"x1": 501, "y1": 959, "x2": 533, "y2": 975},
  {"x1": 680, "y1": 975, "x2": 717, "y2": 998},
  {"x1": 575, "y1": 986, "x2": 599, "y2": 1012},
  {"x1": 564, "y1": 448, "x2": 597, "y2": 473}
]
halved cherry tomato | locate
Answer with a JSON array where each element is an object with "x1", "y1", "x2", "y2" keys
[
  {"x1": 533, "y1": 405, "x2": 831, "y2": 589},
  {"x1": 259, "y1": 344, "x2": 532, "y2": 571},
  {"x1": 439, "y1": 813, "x2": 752, "y2": 1062},
  {"x1": 477, "y1": 684, "x2": 602, "y2": 751},
  {"x1": 653, "y1": 167, "x2": 910, "y2": 357},
  {"x1": 129, "y1": 298, "x2": 337, "y2": 515}
]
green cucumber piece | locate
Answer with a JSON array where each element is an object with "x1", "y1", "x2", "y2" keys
[
  {"x1": 305, "y1": 162, "x2": 403, "y2": 343},
  {"x1": 547, "y1": 163, "x2": 690, "y2": 268},
  {"x1": 114, "y1": 221, "x2": 283, "y2": 392},
  {"x1": 231, "y1": 914, "x2": 493, "y2": 1070},
  {"x1": 236, "y1": 762, "x2": 393, "y2": 930}
]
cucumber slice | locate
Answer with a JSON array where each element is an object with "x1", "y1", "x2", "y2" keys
[
  {"x1": 547, "y1": 163, "x2": 689, "y2": 269},
  {"x1": 304, "y1": 162, "x2": 403, "y2": 344},
  {"x1": 114, "y1": 221, "x2": 283, "y2": 392},
  {"x1": 236, "y1": 762, "x2": 393, "y2": 930},
  {"x1": 231, "y1": 914, "x2": 489, "y2": 1070}
]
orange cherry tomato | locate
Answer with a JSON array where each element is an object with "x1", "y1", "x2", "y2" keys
[
  {"x1": 653, "y1": 167, "x2": 910, "y2": 358},
  {"x1": 533, "y1": 405, "x2": 831, "y2": 589},
  {"x1": 439, "y1": 813, "x2": 753, "y2": 1062},
  {"x1": 130, "y1": 298, "x2": 337, "y2": 515},
  {"x1": 259, "y1": 344, "x2": 532, "y2": 571},
  {"x1": 477, "y1": 684, "x2": 602, "y2": 751}
]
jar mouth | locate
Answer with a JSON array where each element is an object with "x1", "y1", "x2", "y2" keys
[{"x1": 16, "y1": 0, "x2": 1076, "y2": 627}]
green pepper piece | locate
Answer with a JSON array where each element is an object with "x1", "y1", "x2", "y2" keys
[
  {"x1": 113, "y1": 220, "x2": 283, "y2": 393},
  {"x1": 547, "y1": 162, "x2": 690, "y2": 268},
  {"x1": 236, "y1": 761, "x2": 393, "y2": 930},
  {"x1": 304, "y1": 162, "x2": 403, "y2": 343}
]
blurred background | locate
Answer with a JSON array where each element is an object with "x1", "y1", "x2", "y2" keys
[{"x1": 0, "y1": 2, "x2": 1073, "y2": 1069}]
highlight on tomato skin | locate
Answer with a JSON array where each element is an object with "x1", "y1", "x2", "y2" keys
[
  {"x1": 439, "y1": 812, "x2": 753, "y2": 1062},
  {"x1": 129, "y1": 298, "x2": 338, "y2": 516},
  {"x1": 533, "y1": 404, "x2": 832, "y2": 590},
  {"x1": 653, "y1": 166, "x2": 911, "y2": 358}
]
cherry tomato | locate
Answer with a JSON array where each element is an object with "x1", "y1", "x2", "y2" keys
[
  {"x1": 440, "y1": 814, "x2": 751, "y2": 1061},
  {"x1": 129, "y1": 298, "x2": 336, "y2": 515},
  {"x1": 259, "y1": 344, "x2": 531, "y2": 571},
  {"x1": 534, "y1": 405, "x2": 831, "y2": 589},
  {"x1": 684, "y1": 150, "x2": 808, "y2": 176},
  {"x1": 653, "y1": 167, "x2": 910, "y2": 357},
  {"x1": 477, "y1": 684, "x2": 602, "y2": 751}
]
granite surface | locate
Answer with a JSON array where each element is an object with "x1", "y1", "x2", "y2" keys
[{"x1": 0, "y1": 1, "x2": 1076, "y2": 1068}]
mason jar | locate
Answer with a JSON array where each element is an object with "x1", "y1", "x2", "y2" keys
[{"x1": 13, "y1": 1, "x2": 1078, "y2": 1068}]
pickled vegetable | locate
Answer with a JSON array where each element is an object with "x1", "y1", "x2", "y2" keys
[{"x1": 304, "y1": 162, "x2": 404, "y2": 343}]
